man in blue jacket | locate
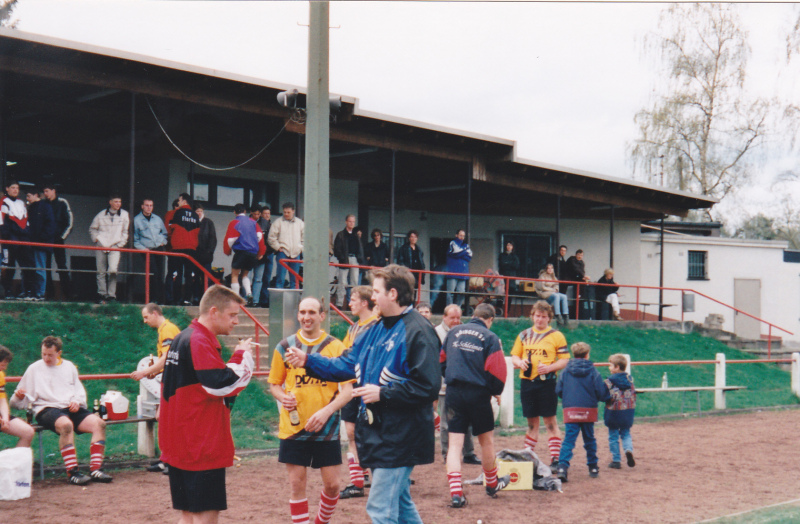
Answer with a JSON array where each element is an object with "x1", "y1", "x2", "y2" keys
[
  {"x1": 285, "y1": 264, "x2": 440, "y2": 524},
  {"x1": 134, "y1": 198, "x2": 168, "y2": 304},
  {"x1": 445, "y1": 229, "x2": 472, "y2": 307}
]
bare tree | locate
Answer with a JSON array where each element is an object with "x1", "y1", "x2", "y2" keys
[
  {"x1": 0, "y1": 0, "x2": 18, "y2": 28},
  {"x1": 629, "y1": 4, "x2": 771, "y2": 210}
]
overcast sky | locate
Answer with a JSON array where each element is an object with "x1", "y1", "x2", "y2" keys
[{"x1": 8, "y1": 0, "x2": 800, "y2": 222}]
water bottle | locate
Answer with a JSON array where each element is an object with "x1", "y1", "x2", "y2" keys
[{"x1": 661, "y1": 372, "x2": 668, "y2": 389}]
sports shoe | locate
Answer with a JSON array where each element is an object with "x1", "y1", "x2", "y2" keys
[
  {"x1": 463, "y1": 454, "x2": 482, "y2": 465},
  {"x1": 557, "y1": 466, "x2": 568, "y2": 483},
  {"x1": 625, "y1": 451, "x2": 636, "y2": 467},
  {"x1": 68, "y1": 469, "x2": 91, "y2": 486},
  {"x1": 339, "y1": 484, "x2": 365, "y2": 499},
  {"x1": 608, "y1": 461, "x2": 622, "y2": 469},
  {"x1": 363, "y1": 472, "x2": 371, "y2": 488},
  {"x1": 146, "y1": 461, "x2": 166, "y2": 472},
  {"x1": 485, "y1": 474, "x2": 511, "y2": 498},
  {"x1": 246, "y1": 294, "x2": 254, "y2": 307},
  {"x1": 90, "y1": 469, "x2": 113, "y2": 483},
  {"x1": 588, "y1": 465, "x2": 599, "y2": 478},
  {"x1": 450, "y1": 494, "x2": 467, "y2": 508}
]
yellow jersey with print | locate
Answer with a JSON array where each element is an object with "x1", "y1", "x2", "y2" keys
[
  {"x1": 268, "y1": 331, "x2": 349, "y2": 441},
  {"x1": 342, "y1": 315, "x2": 379, "y2": 349},
  {"x1": 158, "y1": 320, "x2": 182, "y2": 359},
  {"x1": 510, "y1": 327, "x2": 569, "y2": 381},
  {"x1": 0, "y1": 370, "x2": 5, "y2": 400}
]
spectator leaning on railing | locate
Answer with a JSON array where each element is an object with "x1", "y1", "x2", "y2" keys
[
  {"x1": 89, "y1": 194, "x2": 129, "y2": 304},
  {"x1": 25, "y1": 186, "x2": 56, "y2": 302},
  {"x1": 133, "y1": 198, "x2": 168, "y2": 304}
]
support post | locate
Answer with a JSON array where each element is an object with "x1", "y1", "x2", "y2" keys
[
  {"x1": 466, "y1": 161, "x2": 472, "y2": 244},
  {"x1": 714, "y1": 352, "x2": 726, "y2": 410},
  {"x1": 128, "y1": 93, "x2": 137, "y2": 303},
  {"x1": 499, "y1": 357, "x2": 515, "y2": 428},
  {"x1": 389, "y1": 150, "x2": 396, "y2": 263},
  {"x1": 296, "y1": 133, "x2": 303, "y2": 217},
  {"x1": 659, "y1": 215, "x2": 665, "y2": 321},
  {"x1": 555, "y1": 195, "x2": 561, "y2": 279},
  {"x1": 609, "y1": 206, "x2": 615, "y2": 268},
  {"x1": 302, "y1": 1, "x2": 330, "y2": 304},
  {"x1": 791, "y1": 352, "x2": 800, "y2": 398}
]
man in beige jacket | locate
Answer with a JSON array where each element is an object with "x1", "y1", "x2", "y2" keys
[
  {"x1": 268, "y1": 202, "x2": 304, "y2": 289},
  {"x1": 89, "y1": 194, "x2": 129, "y2": 303}
]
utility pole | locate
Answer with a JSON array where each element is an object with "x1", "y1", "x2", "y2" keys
[{"x1": 303, "y1": 1, "x2": 330, "y2": 308}]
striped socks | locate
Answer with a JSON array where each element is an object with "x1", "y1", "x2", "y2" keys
[
  {"x1": 548, "y1": 436, "x2": 562, "y2": 461},
  {"x1": 348, "y1": 453, "x2": 364, "y2": 489},
  {"x1": 90, "y1": 440, "x2": 105, "y2": 472},
  {"x1": 290, "y1": 499, "x2": 310, "y2": 524},
  {"x1": 60, "y1": 444, "x2": 78, "y2": 473},
  {"x1": 447, "y1": 471, "x2": 463, "y2": 497},
  {"x1": 524, "y1": 435, "x2": 537, "y2": 452},
  {"x1": 484, "y1": 465, "x2": 498, "y2": 489},
  {"x1": 314, "y1": 491, "x2": 339, "y2": 524}
]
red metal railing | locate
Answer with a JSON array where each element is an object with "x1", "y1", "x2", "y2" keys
[{"x1": 0, "y1": 239, "x2": 269, "y2": 369}]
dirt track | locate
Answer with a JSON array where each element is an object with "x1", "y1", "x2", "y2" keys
[{"x1": 3, "y1": 409, "x2": 800, "y2": 523}]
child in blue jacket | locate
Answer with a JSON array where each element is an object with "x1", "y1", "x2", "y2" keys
[
  {"x1": 604, "y1": 353, "x2": 636, "y2": 469},
  {"x1": 555, "y1": 342, "x2": 610, "y2": 482}
]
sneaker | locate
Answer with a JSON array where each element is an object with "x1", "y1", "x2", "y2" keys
[
  {"x1": 588, "y1": 465, "x2": 599, "y2": 478},
  {"x1": 339, "y1": 484, "x2": 365, "y2": 499},
  {"x1": 608, "y1": 461, "x2": 622, "y2": 469},
  {"x1": 68, "y1": 470, "x2": 91, "y2": 485},
  {"x1": 32, "y1": 296, "x2": 45, "y2": 302},
  {"x1": 486, "y1": 474, "x2": 511, "y2": 498},
  {"x1": 450, "y1": 494, "x2": 467, "y2": 508},
  {"x1": 146, "y1": 461, "x2": 166, "y2": 472},
  {"x1": 626, "y1": 451, "x2": 636, "y2": 467},
  {"x1": 463, "y1": 454, "x2": 482, "y2": 465},
  {"x1": 90, "y1": 469, "x2": 113, "y2": 483},
  {"x1": 557, "y1": 466, "x2": 568, "y2": 483}
]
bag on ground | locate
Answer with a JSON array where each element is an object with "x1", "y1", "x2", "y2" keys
[{"x1": 0, "y1": 447, "x2": 33, "y2": 500}]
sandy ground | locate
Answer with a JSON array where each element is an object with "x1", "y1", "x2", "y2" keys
[{"x1": 3, "y1": 409, "x2": 799, "y2": 523}]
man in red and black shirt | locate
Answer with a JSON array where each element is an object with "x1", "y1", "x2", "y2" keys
[
  {"x1": 160, "y1": 284, "x2": 254, "y2": 523},
  {"x1": 166, "y1": 193, "x2": 200, "y2": 305}
]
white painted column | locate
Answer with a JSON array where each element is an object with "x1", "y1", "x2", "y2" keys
[
  {"x1": 499, "y1": 357, "x2": 515, "y2": 428},
  {"x1": 714, "y1": 353, "x2": 726, "y2": 410},
  {"x1": 791, "y1": 353, "x2": 800, "y2": 398}
]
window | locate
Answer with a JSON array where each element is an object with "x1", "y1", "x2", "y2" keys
[
  {"x1": 188, "y1": 175, "x2": 278, "y2": 211},
  {"x1": 687, "y1": 251, "x2": 708, "y2": 280},
  {"x1": 499, "y1": 232, "x2": 555, "y2": 279}
]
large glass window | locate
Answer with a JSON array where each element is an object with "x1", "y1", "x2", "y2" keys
[{"x1": 187, "y1": 175, "x2": 278, "y2": 211}]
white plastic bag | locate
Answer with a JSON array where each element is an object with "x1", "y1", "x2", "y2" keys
[{"x1": 0, "y1": 447, "x2": 33, "y2": 500}]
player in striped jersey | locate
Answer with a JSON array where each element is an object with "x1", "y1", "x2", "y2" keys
[{"x1": 510, "y1": 300, "x2": 570, "y2": 468}]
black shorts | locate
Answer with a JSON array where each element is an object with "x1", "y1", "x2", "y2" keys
[
  {"x1": 445, "y1": 383, "x2": 495, "y2": 436},
  {"x1": 168, "y1": 465, "x2": 227, "y2": 513},
  {"x1": 232, "y1": 251, "x2": 258, "y2": 271},
  {"x1": 36, "y1": 407, "x2": 94, "y2": 433},
  {"x1": 520, "y1": 379, "x2": 559, "y2": 418},
  {"x1": 278, "y1": 439, "x2": 342, "y2": 469},
  {"x1": 341, "y1": 397, "x2": 360, "y2": 424}
]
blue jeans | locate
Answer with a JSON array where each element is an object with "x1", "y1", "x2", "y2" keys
[
  {"x1": 546, "y1": 293, "x2": 569, "y2": 316},
  {"x1": 608, "y1": 427, "x2": 633, "y2": 463},
  {"x1": 251, "y1": 253, "x2": 273, "y2": 305},
  {"x1": 365, "y1": 466, "x2": 423, "y2": 524},
  {"x1": 32, "y1": 249, "x2": 48, "y2": 298},
  {"x1": 558, "y1": 422, "x2": 597, "y2": 469},
  {"x1": 446, "y1": 278, "x2": 466, "y2": 307},
  {"x1": 275, "y1": 252, "x2": 301, "y2": 289}
]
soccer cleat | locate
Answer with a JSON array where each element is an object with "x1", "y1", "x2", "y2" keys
[
  {"x1": 626, "y1": 451, "x2": 636, "y2": 467},
  {"x1": 588, "y1": 465, "x2": 599, "y2": 478},
  {"x1": 550, "y1": 458, "x2": 559, "y2": 470},
  {"x1": 485, "y1": 474, "x2": 511, "y2": 498},
  {"x1": 450, "y1": 494, "x2": 467, "y2": 508},
  {"x1": 608, "y1": 461, "x2": 622, "y2": 469},
  {"x1": 146, "y1": 461, "x2": 166, "y2": 472},
  {"x1": 463, "y1": 454, "x2": 482, "y2": 465},
  {"x1": 90, "y1": 469, "x2": 113, "y2": 483},
  {"x1": 557, "y1": 466, "x2": 568, "y2": 483},
  {"x1": 68, "y1": 470, "x2": 91, "y2": 486},
  {"x1": 339, "y1": 484, "x2": 365, "y2": 499}
]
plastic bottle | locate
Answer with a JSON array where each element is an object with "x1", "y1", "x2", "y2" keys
[
  {"x1": 661, "y1": 372, "x2": 668, "y2": 389},
  {"x1": 288, "y1": 393, "x2": 300, "y2": 426},
  {"x1": 93, "y1": 399, "x2": 100, "y2": 415}
]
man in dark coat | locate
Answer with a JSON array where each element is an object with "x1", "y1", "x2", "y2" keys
[{"x1": 25, "y1": 187, "x2": 56, "y2": 301}]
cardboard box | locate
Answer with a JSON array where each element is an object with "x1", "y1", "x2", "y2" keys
[
  {"x1": 523, "y1": 281, "x2": 537, "y2": 293},
  {"x1": 485, "y1": 460, "x2": 533, "y2": 491}
]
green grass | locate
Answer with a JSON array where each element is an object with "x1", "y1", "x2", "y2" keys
[
  {"x1": 0, "y1": 302, "x2": 278, "y2": 466},
  {"x1": 707, "y1": 500, "x2": 800, "y2": 523}
]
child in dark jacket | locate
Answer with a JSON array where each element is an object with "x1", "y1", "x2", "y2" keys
[
  {"x1": 604, "y1": 353, "x2": 636, "y2": 469},
  {"x1": 555, "y1": 342, "x2": 610, "y2": 482}
]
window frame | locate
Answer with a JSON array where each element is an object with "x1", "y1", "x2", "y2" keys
[
  {"x1": 687, "y1": 250, "x2": 709, "y2": 281},
  {"x1": 188, "y1": 174, "x2": 278, "y2": 212}
]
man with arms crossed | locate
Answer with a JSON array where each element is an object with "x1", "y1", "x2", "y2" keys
[
  {"x1": 159, "y1": 285, "x2": 254, "y2": 524},
  {"x1": 269, "y1": 297, "x2": 353, "y2": 524},
  {"x1": 286, "y1": 264, "x2": 440, "y2": 524}
]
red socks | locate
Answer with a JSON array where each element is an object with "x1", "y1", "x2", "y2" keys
[
  {"x1": 549, "y1": 436, "x2": 562, "y2": 460},
  {"x1": 447, "y1": 471, "x2": 463, "y2": 497},
  {"x1": 347, "y1": 452, "x2": 364, "y2": 489},
  {"x1": 524, "y1": 435, "x2": 537, "y2": 452},
  {"x1": 314, "y1": 491, "x2": 339, "y2": 524},
  {"x1": 484, "y1": 465, "x2": 498, "y2": 489},
  {"x1": 290, "y1": 499, "x2": 310, "y2": 524},
  {"x1": 60, "y1": 444, "x2": 78, "y2": 473},
  {"x1": 90, "y1": 440, "x2": 105, "y2": 472}
]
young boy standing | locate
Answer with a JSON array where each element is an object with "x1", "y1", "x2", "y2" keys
[
  {"x1": 604, "y1": 354, "x2": 636, "y2": 469},
  {"x1": 555, "y1": 342, "x2": 610, "y2": 482}
]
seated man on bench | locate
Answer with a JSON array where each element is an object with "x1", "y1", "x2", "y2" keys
[{"x1": 10, "y1": 336, "x2": 112, "y2": 485}]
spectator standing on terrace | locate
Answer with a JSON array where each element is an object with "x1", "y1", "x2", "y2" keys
[
  {"x1": 445, "y1": 229, "x2": 472, "y2": 307},
  {"x1": 223, "y1": 203, "x2": 265, "y2": 305},
  {"x1": 193, "y1": 202, "x2": 217, "y2": 299},
  {"x1": 536, "y1": 263, "x2": 569, "y2": 325},
  {"x1": 133, "y1": 198, "x2": 168, "y2": 304},
  {"x1": 595, "y1": 268, "x2": 623, "y2": 321},
  {"x1": 364, "y1": 228, "x2": 389, "y2": 269},
  {"x1": 396, "y1": 230, "x2": 425, "y2": 294},
  {"x1": 251, "y1": 204, "x2": 273, "y2": 307},
  {"x1": 25, "y1": 187, "x2": 55, "y2": 302},
  {"x1": 547, "y1": 245, "x2": 568, "y2": 293},
  {"x1": 89, "y1": 194, "x2": 129, "y2": 303},
  {"x1": 0, "y1": 345, "x2": 34, "y2": 448},
  {"x1": 11, "y1": 336, "x2": 113, "y2": 485},
  {"x1": 333, "y1": 214, "x2": 365, "y2": 309},
  {"x1": 166, "y1": 193, "x2": 200, "y2": 306},
  {"x1": 1, "y1": 180, "x2": 32, "y2": 300},
  {"x1": 268, "y1": 202, "x2": 304, "y2": 289},
  {"x1": 498, "y1": 241, "x2": 520, "y2": 292},
  {"x1": 566, "y1": 249, "x2": 591, "y2": 287},
  {"x1": 43, "y1": 183, "x2": 74, "y2": 299}
]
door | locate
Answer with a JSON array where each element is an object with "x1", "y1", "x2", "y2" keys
[{"x1": 734, "y1": 278, "x2": 761, "y2": 340}]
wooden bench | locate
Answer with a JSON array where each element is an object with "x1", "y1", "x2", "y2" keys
[
  {"x1": 31, "y1": 416, "x2": 155, "y2": 480},
  {"x1": 637, "y1": 386, "x2": 746, "y2": 415}
]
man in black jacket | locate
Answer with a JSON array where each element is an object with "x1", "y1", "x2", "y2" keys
[
  {"x1": 43, "y1": 183, "x2": 74, "y2": 299},
  {"x1": 286, "y1": 264, "x2": 439, "y2": 524},
  {"x1": 193, "y1": 203, "x2": 217, "y2": 302},
  {"x1": 441, "y1": 303, "x2": 510, "y2": 508},
  {"x1": 547, "y1": 245, "x2": 568, "y2": 293},
  {"x1": 333, "y1": 214, "x2": 364, "y2": 309},
  {"x1": 25, "y1": 187, "x2": 56, "y2": 301}
]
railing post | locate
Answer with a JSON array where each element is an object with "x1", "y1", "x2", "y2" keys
[
  {"x1": 768, "y1": 325, "x2": 772, "y2": 359},
  {"x1": 715, "y1": 353, "x2": 726, "y2": 410},
  {"x1": 635, "y1": 287, "x2": 640, "y2": 321},
  {"x1": 575, "y1": 283, "x2": 581, "y2": 320},
  {"x1": 255, "y1": 329, "x2": 260, "y2": 372},
  {"x1": 681, "y1": 290, "x2": 684, "y2": 323},
  {"x1": 144, "y1": 251, "x2": 151, "y2": 304},
  {"x1": 416, "y1": 270, "x2": 422, "y2": 305},
  {"x1": 792, "y1": 352, "x2": 800, "y2": 398},
  {"x1": 503, "y1": 276, "x2": 509, "y2": 319},
  {"x1": 623, "y1": 354, "x2": 632, "y2": 379},
  {"x1": 499, "y1": 356, "x2": 515, "y2": 428}
]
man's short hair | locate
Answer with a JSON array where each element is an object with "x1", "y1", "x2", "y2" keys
[
  {"x1": 5, "y1": 180, "x2": 19, "y2": 189},
  {"x1": 193, "y1": 202, "x2": 204, "y2": 212},
  {"x1": 371, "y1": 228, "x2": 382, "y2": 238},
  {"x1": 42, "y1": 336, "x2": 63, "y2": 352},
  {"x1": 199, "y1": 285, "x2": 245, "y2": 315},
  {"x1": 576, "y1": 249, "x2": 584, "y2": 255},
  {"x1": 143, "y1": 303, "x2": 163, "y2": 316},
  {"x1": 531, "y1": 300, "x2": 554, "y2": 320},
  {"x1": 415, "y1": 301, "x2": 431, "y2": 311},
  {"x1": 234, "y1": 203, "x2": 247, "y2": 214},
  {"x1": 609, "y1": 353, "x2": 627, "y2": 372},
  {"x1": 178, "y1": 192, "x2": 192, "y2": 205},
  {"x1": 0, "y1": 345, "x2": 12, "y2": 363},
  {"x1": 372, "y1": 264, "x2": 415, "y2": 307},
  {"x1": 345, "y1": 214, "x2": 355, "y2": 221},
  {"x1": 141, "y1": 198, "x2": 154, "y2": 205},
  {"x1": 443, "y1": 304, "x2": 462, "y2": 317},
  {"x1": 571, "y1": 342, "x2": 591, "y2": 359},
  {"x1": 282, "y1": 202, "x2": 295, "y2": 211},
  {"x1": 300, "y1": 296, "x2": 325, "y2": 314},
  {"x1": 559, "y1": 245, "x2": 567, "y2": 251},
  {"x1": 351, "y1": 285, "x2": 375, "y2": 310},
  {"x1": 43, "y1": 182, "x2": 58, "y2": 192},
  {"x1": 25, "y1": 186, "x2": 41, "y2": 195},
  {"x1": 172, "y1": 199, "x2": 180, "y2": 209},
  {"x1": 109, "y1": 193, "x2": 122, "y2": 201},
  {"x1": 456, "y1": 229, "x2": 465, "y2": 236},
  {"x1": 261, "y1": 204, "x2": 271, "y2": 212},
  {"x1": 473, "y1": 303, "x2": 496, "y2": 320},
  {"x1": 406, "y1": 229, "x2": 419, "y2": 239},
  {"x1": 249, "y1": 205, "x2": 261, "y2": 214}
]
